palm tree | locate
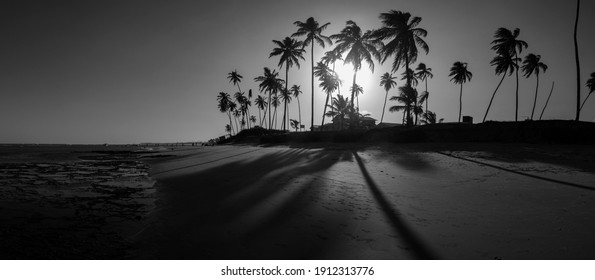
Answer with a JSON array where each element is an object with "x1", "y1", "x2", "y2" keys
[
  {"x1": 415, "y1": 62, "x2": 433, "y2": 112},
  {"x1": 379, "y1": 72, "x2": 397, "y2": 124},
  {"x1": 269, "y1": 37, "x2": 305, "y2": 130},
  {"x1": 250, "y1": 115, "x2": 257, "y2": 127},
  {"x1": 580, "y1": 72, "x2": 595, "y2": 110},
  {"x1": 217, "y1": 92, "x2": 234, "y2": 135},
  {"x1": 290, "y1": 85, "x2": 303, "y2": 131},
  {"x1": 401, "y1": 68, "x2": 418, "y2": 87},
  {"x1": 292, "y1": 17, "x2": 332, "y2": 131},
  {"x1": 420, "y1": 111, "x2": 437, "y2": 125},
  {"x1": 290, "y1": 119, "x2": 300, "y2": 131},
  {"x1": 234, "y1": 91, "x2": 248, "y2": 129},
  {"x1": 320, "y1": 72, "x2": 341, "y2": 130},
  {"x1": 330, "y1": 20, "x2": 381, "y2": 119},
  {"x1": 373, "y1": 10, "x2": 428, "y2": 88},
  {"x1": 325, "y1": 95, "x2": 350, "y2": 130},
  {"x1": 389, "y1": 85, "x2": 421, "y2": 125},
  {"x1": 483, "y1": 52, "x2": 520, "y2": 122},
  {"x1": 574, "y1": 0, "x2": 581, "y2": 121},
  {"x1": 227, "y1": 70, "x2": 243, "y2": 93},
  {"x1": 254, "y1": 67, "x2": 284, "y2": 129},
  {"x1": 539, "y1": 81, "x2": 555, "y2": 120},
  {"x1": 449, "y1": 62, "x2": 473, "y2": 123},
  {"x1": 231, "y1": 105, "x2": 241, "y2": 132},
  {"x1": 225, "y1": 124, "x2": 232, "y2": 137},
  {"x1": 521, "y1": 53, "x2": 548, "y2": 120},
  {"x1": 491, "y1": 27, "x2": 528, "y2": 122},
  {"x1": 255, "y1": 95, "x2": 267, "y2": 127},
  {"x1": 350, "y1": 84, "x2": 364, "y2": 111},
  {"x1": 271, "y1": 94, "x2": 281, "y2": 129},
  {"x1": 321, "y1": 50, "x2": 343, "y2": 96}
]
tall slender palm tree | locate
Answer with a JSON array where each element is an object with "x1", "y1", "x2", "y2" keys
[
  {"x1": 234, "y1": 91, "x2": 248, "y2": 129},
  {"x1": 580, "y1": 72, "x2": 595, "y2": 110},
  {"x1": 373, "y1": 10, "x2": 428, "y2": 88},
  {"x1": 280, "y1": 88, "x2": 293, "y2": 130},
  {"x1": 415, "y1": 62, "x2": 433, "y2": 112},
  {"x1": 255, "y1": 95, "x2": 267, "y2": 127},
  {"x1": 483, "y1": 52, "x2": 520, "y2": 122},
  {"x1": 325, "y1": 95, "x2": 350, "y2": 130},
  {"x1": 292, "y1": 17, "x2": 332, "y2": 131},
  {"x1": 521, "y1": 53, "x2": 548, "y2": 120},
  {"x1": 389, "y1": 85, "x2": 421, "y2": 125},
  {"x1": 491, "y1": 27, "x2": 528, "y2": 122},
  {"x1": 290, "y1": 85, "x2": 303, "y2": 131},
  {"x1": 254, "y1": 67, "x2": 284, "y2": 129},
  {"x1": 379, "y1": 72, "x2": 397, "y2": 124},
  {"x1": 217, "y1": 92, "x2": 234, "y2": 135},
  {"x1": 271, "y1": 94, "x2": 281, "y2": 129},
  {"x1": 269, "y1": 37, "x2": 305, "y2": 130},
  {"x1": 539, "y1": 81, "x2": 555, "y2": 120},
  {"x1": 449, "y1": 62, "x2": 473, "y2": 123},
  {"x1": 320, "y1": 72, "x2": 341, "y2": 129},
  {"x1": 350, "y1": 84, "x2": 364, "y2": 111},
  {"x1": 574, "y1": 0, "x2": 581, "y2": 120},
  {"x1": 331, "y1": 20, "x2": 381, "y2": 120}
]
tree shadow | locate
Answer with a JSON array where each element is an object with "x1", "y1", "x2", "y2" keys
[
  {"x1": 351, "y1": 150, "x2": 437, "y2": 259},
  {"x1": 134, "y1": 147, "x2": 353, "y2": 259}
]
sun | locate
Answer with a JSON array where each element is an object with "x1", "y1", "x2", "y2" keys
[{"x1": 332, "y1": 61, "x2": 376, "y2": 99}]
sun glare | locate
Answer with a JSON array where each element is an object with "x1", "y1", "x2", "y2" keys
[{"x1": 333, "y1": 61, "x2": 376, "y2": 100}]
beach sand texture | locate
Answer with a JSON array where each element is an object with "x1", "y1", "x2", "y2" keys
[
  {"x1": 133, "y1": 143, "x2": 595, "y2": 259},
  {"x1": 1, "y1": 143, "x2": 594, "y2": 259}
]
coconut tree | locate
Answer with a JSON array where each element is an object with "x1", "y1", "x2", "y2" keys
[
  {"x1": 271, "y1": 94, "x2": 281, "y2": 129},
  {"x1": 234, "y1": 91, "x2": 248, "y2": 129},
  {"x1": 227, "y1": 70, "x2": 243, "y2": 92},
  {"x1": 255, "y1": 95, "x2": 267, "y2": 127},
  {"x1": 581, "y1": 72, "x2": 595, "y2": 110},
  {"x1": 269, "y1": 37, "x2": 305, "y2": 131},
  {"x1": 290, "y1": 119, "x2": 300, "y2": 131},
  {"x1": 290, "y1": 85, "x2": 303, "y2": 131},
  {"x1": 491, "y1": 27, "x2": 528, "y2": 122},
  {"x1": 373, "y1": 10, "x2": 428, "y2": 87},
  {"x1": 250, "y1": 116, "x2": 257, "y2": 127},
  {"x1": 254, "y1": 67, "x2": 284, "y2": 129},
  {"x1": 330, "y1": 20, "x2": 381, "y2": 121},
  {"x1": 217, "y1": 92, "x2": 234, "y2": 135},
  {"x1": 279, "y1": 88, "x2": 293, "y2": 130},
  {"x1": 415, "y1": 62, "x2": 433, "y2": 112},
  {"x1": 320, "y1": 72, "x2": 341, "y2": 130},
  {"x1": 379, "y1": 72, "x2": 397, "y2": 124},
  {"x1": 420, "y1": 111, "x2": 437, "y2": 125},
  {"x1": 482, "y1": 52, "x2": 520, "y2": 122},
  {"x1": 521, "y1": 53, "x2": 548, "y2": 120},
  {"x1": 539, "y1": 82, "x2": 555, "y2": 120},
  {"x1": 231, "y1": 105, "x2": 241, "y2": 132},
  {"x1": 401, "y1": 68, "x2": 418, "y2": 87},
  {"x1": 325, "y1": 95, "x2": 351, "y2": 130},
  {"x1": 389, "y1": 85, "x2": 421, "y2": 125},
  {"x1": 449, "y1": 61, "x2": 473, "y2": 123},
  {"x1": 321, "y1": 50, "x2": 343, "y2": 96},
  {"x1": 292, "y1": 17, "x2": 332, "y2": 131},
  {"x1": 350, "y1": 83, "x2": 364, "y2": 111}
]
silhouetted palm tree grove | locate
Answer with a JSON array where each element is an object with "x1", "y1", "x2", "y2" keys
[{"x1": 215, "y1": 7, "x2": 589, "y2": 136}]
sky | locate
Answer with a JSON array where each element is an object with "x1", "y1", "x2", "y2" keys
[{"x1": 1, "y1": 0, "x2": 594, "y2": 144}]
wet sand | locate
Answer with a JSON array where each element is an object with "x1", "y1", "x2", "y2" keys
[
  {"x1": 132, "y1": 143, "x2": 595, "y2": 259},
  {"x1": 2, "y1": 143, "x2": 594, "y2": 259}
]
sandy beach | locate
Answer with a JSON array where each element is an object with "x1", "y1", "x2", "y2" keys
[
  {"x1": 131, "y1": 143, "x2": 595, "y2": 259},
  {"x1": 1, "y1": 143, "x2": 594, "y2": 259}
]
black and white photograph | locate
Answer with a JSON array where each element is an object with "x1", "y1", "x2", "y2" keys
[{"x1": 1, "y1": 0, "x2": 595, "y2": 274}]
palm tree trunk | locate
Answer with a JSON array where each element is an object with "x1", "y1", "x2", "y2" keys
[
  {"x1": 580, "y1": 95, "x2": 591, "y2": 111},
  {"x1": 459, "y1": 84, "x2": 463, "y2": 123},
  {"x1": 310, "y1": 43, "x2": 315, "y2": 131},
  {"x1": 258, "y1": 108, "x2": 262, "y2": 128},
  {"x1": 425, "y1": 78, "x2": 429, "y2": 113},
  {"x1": 380, "y1": 90, "x2": 388, "y2": 124},
  {"x1": 350, "y1": 70, "x2": 358, "y2": 129},
  {"x1": 414, "y1": 91, "x2": 419, "y2": 125},
  {"x1": 297, "y1": 96, "x2": 302, "y2": 132},
  {"x1": 268, "y1": 91, "x2": 272, "y2": 130},
  {"x1": 515, "y1": 53, "x2": 520, "y2": 122},
  {"x1": 530, "y1": 74, "x2": 540, "y2": 120},
  {"x1": 262, "y1": 106, "x2": 268, "y2": 127},
  {"x1": 283, "y1": 65, "x2": 289, "y2": 131},
  {"x1": 539, "y1": 82, "x2": 555, "y2": 120},
  {"x1": 227, "y1": 112, "x2": 235, "y2": 136},
  {"x1": 574, "y1": 0, "x2": 581, "y2": 121},
  {"x1": 321, "y1": 93, "x2": 330, "y2": 130},
  {"x1": 483, "y1": 74, "x2": 506, "y2": 122},
  {"x1": 404, "y1": 56, "x2": 412, "y2": 126}
]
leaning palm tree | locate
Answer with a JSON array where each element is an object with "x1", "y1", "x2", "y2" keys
[
  {"x1": 217, "y1": 92, "x2": 234, "y2": 135},
  {"x1": 325, "y1": 95, "x2": 351, "y2": 130},
  {"x1": 269, "y1": 37, "x2": 305, "y2": 131},
  {"x1": 449, "y1": 61, "x2": 473, "y2": 123},
  {"x1": 491, "y1": 27, "x2": 528, "y2": 122},
  {"x1": 373, "y1": 10, "x2": 429, "y2": 88},
  {"x1": 580, "y1": 72, "x2": 595, "y2": 110},
  {"x1": 254, "y1": 95, "x2": 267, "y2": 127},
  {"x1": 389, "y1": 85, "x2": 420, "y2": 125},
  {"x1": 320, "y1": 72, "x2": 341, "y2": 129},
  {"x1": 331, "y1": 21, "x2": 381, "y2": 119},
  {"x1": 415, "y1": 62, "x2": 433, "y2": 112},
  {"x1": 379, "y1": 72, "x2": 397, "y2": 124},
  {"x1": 350, "y1": 83, "x2": 364, "y2": 111},
  {"x1": 521, "y1": 53, "x2": 548, "y2": 120},
  {"x1": 290, "y1": 85, "x2": 303, "y2": 131},
  {"x1": 483, "y1": 52, "x2": 520, "y2": 122},
  {"x1": 254, "y1": 67, "x2": 284, "y2": 129},
  {"x1": 292, "y1": 17, "x2": 332, "y2": 131}
]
